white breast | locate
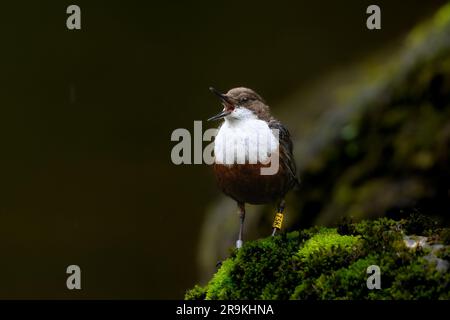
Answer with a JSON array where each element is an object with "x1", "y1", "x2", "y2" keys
[{"x1": 214, "y1": 117, "x2": 279, "y2": 165}]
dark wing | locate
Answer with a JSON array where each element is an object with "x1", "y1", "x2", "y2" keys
[{"x1": 268, "y1": 119, "x2": 300, "y2": 188}]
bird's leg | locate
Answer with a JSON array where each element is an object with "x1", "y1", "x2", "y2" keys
[
  {"x1": 236, "y1": 202, "x2": 245, "y2": 249},
  {"x1": 272, "y1": 199, "x2": 285, "y2": 236}
]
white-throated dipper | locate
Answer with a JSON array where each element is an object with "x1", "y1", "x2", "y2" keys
[{"x1": 208, "y1": 87, "x2": 299, "y2": 248}]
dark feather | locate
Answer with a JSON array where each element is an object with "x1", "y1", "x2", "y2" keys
[{"x1": 268, "y1": 119, "x2": 300, "y2": 189}]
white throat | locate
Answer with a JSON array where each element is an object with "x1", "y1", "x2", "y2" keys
[{"x1": 214, "y1": 110, "x2": 279, "y2": 165}]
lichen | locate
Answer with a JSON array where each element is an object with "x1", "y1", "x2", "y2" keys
[{"x1": 186, "y1": 217, "x2": 450, "y2": 300}]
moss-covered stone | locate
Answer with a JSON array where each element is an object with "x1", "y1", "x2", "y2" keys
[{"x1": 186, "y1": 217, "x2": 450, "y2": 300}]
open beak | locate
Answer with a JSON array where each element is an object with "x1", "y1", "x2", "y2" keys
[
  {"x1": 207, "y1": 109, "x2": 231, "y2": 121},
  {"x1": 208, "y1": 87, "x2": 235, "y2": 121}
]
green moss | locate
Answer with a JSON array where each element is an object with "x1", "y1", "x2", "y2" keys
[
  {"x1": 293, "y1": 255, "x2": 379, "y2": 300},
  {"x1": 440, "y1": 229, "x2": 450, "y2": 245},
  {"x1": 298, "y1": 228, "x2": 360, "y2": 258},
  {"x1": 295, "y1": 229, "x2": 363, "y2": 279},
  {"x1": 203, "y1": 258, "x2": 234, "y2": 299},
  {"x1": 184, "y1": 285, "x2": 207, "y2": 300},
  {"x1": 186, "y1": 217, "x2": 450, "y2": 300},
  {"x1": 403, "y1": 211, "x2": 440, "y2": 236}
]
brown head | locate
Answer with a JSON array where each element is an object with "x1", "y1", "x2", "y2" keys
[{"x1": 208, "y1": 87, "x2": 272, "y2": 122}]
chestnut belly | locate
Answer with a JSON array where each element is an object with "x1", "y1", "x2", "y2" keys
[{"x1": 213, "y1": 163, "x2": 289, "y2": 204}]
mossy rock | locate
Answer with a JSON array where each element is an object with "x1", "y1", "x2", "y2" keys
[{"x1": 186, "y1": 217, "x2": 450, "y2": 300}]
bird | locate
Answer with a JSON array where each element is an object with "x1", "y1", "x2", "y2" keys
[{"x1": 207, "y1": 86, "x2": 300, "y2": 248}]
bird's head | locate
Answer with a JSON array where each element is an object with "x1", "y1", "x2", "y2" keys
[{"x1": 208, "y1": 87, "x2": 270, "y2": 122}]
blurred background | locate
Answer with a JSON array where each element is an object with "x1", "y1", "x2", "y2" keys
[{"x1": 0, "y1": 0, "x2": 448, "y2": 298}]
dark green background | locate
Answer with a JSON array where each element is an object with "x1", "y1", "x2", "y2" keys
[{"x1": 0, "y1": 0, "x2": 445, "y2": 298}]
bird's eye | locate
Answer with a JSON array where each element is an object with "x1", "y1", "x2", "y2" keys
[{"x1": 239, "y1": 97, "x2": 249, "y2": 104}]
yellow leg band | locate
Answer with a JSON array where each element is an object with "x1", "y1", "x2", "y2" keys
[{"x1": 272, "y1": 212, "x2": 284, "y2": 230}]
